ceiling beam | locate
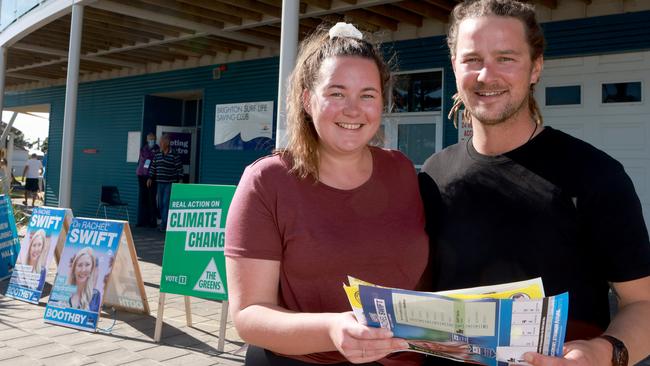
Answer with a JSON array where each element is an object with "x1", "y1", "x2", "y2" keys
[
  {"x1": 177, "y1": 0, "x2": 265, "y2": 22},
  {"x1": 345, "y1": 9, "x2": 399, "y2": 30},
  {"x1": 536, "y1": 0, "x2": 558, "y2": 9},
  {"x1": 224, "y1": 0, "x2": 401, "y2": 31},
  {"x1": 366, "y1": 4, "x2": 423, "y2": 27},
  {"x1": 83, "y1": 9, "x2": 183, "y2": 37},
  {"x1": 6, "y1": 73, "x2": 53, "y2": 83},
  {"x1": 399, "y1": 0, "x2": 449, "y2": 22},
  {"x1": 217, "y1": 0, "x2": 281, "y2": 18},
  {"x1": 424, "y1": 0, "x2": 455, "y2": 11},
  {"x1": 302, "y1": 0, "x2": 333, "y2": 10},
  {"x1": 90, "y1": 0, "x2": 277, "y2": 47},
  {"x1": 139, "y1": 0, "x2": 243, "y2": 25},
  {"x1": 11, "y1": 43, "x2": 141, "y2": 68},
  {"x1": 83, "y1": 19, "x2": 167, "y2": 40}
]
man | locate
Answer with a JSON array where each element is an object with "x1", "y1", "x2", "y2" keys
[
  {"x1": 136, "y1": 133, "x2": 159, "y2": 227},
  {"x1": 147, "y1": 134, "x2": 182, "y2": 232},
  {"x1": 419, "y1": 1, "x2": 650, "y2": 365},
  {"x1": 22, "y1": 153, "x2": 42, "y2": 206}
]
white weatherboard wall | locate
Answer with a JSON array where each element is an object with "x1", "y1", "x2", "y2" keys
[{"x1": 537, "y1": 51, "x2": 650, "y2": 224}]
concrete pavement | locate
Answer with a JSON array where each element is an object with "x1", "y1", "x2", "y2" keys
[{"x1": 0, "y1": 226, "x2": 246, "y2": 366}]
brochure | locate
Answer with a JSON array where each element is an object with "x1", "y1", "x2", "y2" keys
[{"x1": 345, "y1": 278, "x2": 567, "y2": 365}]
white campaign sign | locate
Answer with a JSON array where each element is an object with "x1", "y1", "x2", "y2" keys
[
  {"x1": 458, "y1": 111, "x2": 473, "y2": 144},
  {"x1": 214, "y1": 101, "x2": 273, "y2": 145}
]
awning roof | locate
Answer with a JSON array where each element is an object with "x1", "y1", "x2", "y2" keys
[{"x1": 1, "y1": 0, "x2": 590, "y2": 91}]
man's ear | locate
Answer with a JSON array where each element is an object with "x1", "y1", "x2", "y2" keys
[
  {"x1": 451, "y1": 56, "x2": 457, "y2": 74},
  {"x1": 302, "y1": 89, "x2": 312, "y2": 116},
  {"x1": 531, "y1": 56, "x2": 543, "y2": 85}
]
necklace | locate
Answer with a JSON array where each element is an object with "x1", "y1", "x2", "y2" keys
[{"x1": 527, "y1": 123, "x2": 538, "y2": 142}]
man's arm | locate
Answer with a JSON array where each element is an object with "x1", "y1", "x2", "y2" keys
[
  {"x1": 525, "y1": 276, "x2": 650, "y2": 366},
  {"x1": 147, "y1": 155, "x2": 156, "y2": 188},
  {"x1": 21, "y1": 165, "x2": 27, "y2": 182},
  {"x1": 606, "y1": 276, "x2": 650, "y2": 363}
]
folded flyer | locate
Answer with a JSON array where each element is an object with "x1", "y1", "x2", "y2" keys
[{"x1": 345, "y1": 278, "x2": 568, "y2": 365}]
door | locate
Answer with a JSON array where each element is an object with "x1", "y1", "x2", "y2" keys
[{"x1": 382, "y1": 113, "x2": 443, "y2": 169}]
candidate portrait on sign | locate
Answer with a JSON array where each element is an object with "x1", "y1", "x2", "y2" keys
[{"x1": 67, "y1": 247, "x2": 101, "y2": 312}]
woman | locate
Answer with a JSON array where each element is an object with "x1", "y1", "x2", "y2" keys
[
  {"x1": 225, "y1": 23, "x2": 429, "y2": 366},
  {"x1": 136, "y1": 132, "x2": 159, "y2": 228},
  {"x1": 68, "y1": 247, "x2": 101, "y2": 312},
  {"x1": 17, "y1": 229, "x2": 49, "y2": 290}
]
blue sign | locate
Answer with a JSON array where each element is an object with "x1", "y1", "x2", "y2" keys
[
  {"x1": 7, "y1": 207, "x2": 70, "y2": 304},
  {"x1": 44, "y1": 218, "x2": 124, "y2": 331},
  {"x1": 0, "y1": 195, "x2": 20, "y2": 280}
]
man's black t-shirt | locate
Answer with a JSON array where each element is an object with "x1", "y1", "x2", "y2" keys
[{"x1": 419, "y1": 127, "x2": 650, "y2": 344}]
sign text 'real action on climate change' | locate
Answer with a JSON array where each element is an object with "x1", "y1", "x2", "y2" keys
[{"x1": 167, "y1": 200, "x2": 224, "y2": 251}]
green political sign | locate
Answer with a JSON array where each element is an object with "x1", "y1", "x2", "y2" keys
[{"x1": 159, "y1": 184, "x2": 235, "y2": 300}]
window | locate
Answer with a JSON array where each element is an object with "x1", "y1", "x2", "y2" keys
[
  {"x1": 392, "y1": 71, "x2": 442, "y2": 112},
  {"x1": 398, "y1": 124, "x2": 437, "y2": 166},
  {"x1": 545, "y1": 85, "x2": 581, "y2": 106},
  {"x1": 383, "y1": 69, "x2": 444, "y2": 168},
  {"x1": 602, "y1": 82, "x2": 642, "y2": 103}
]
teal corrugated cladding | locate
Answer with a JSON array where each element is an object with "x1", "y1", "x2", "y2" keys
[
  {"x1": 2, "y1": 10, "x2": 649, "y2": 220},
  {"x1": 543, "y1": 10, "x2": 650, "y2": 58},
  {"x1": 200, "y1": 57, "x2": 280, "y2": 185},
  {"x1": 5, "y1": 58, "x2": 280, "y2": 222}
]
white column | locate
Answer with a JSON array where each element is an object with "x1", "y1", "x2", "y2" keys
[
  {"x1": 0, "y1": 47, "x2": 9, "y2": 194},
  {"x1": 59, "y1": 4, "x2": 84, "y2": 208},
  {"x1": 0, "y1": 47, "x2": 6, "y2": 118},
  {"x1": 274, "y1": 0, "x2": 300, "y2": 149}
]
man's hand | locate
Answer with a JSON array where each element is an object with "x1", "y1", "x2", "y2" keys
[
  {"x1": 146, "y1": 178, "x2": 152, "y2": 188},
  {"x1": 523, "y1": 338, "x2": 612, "y2": 366}
]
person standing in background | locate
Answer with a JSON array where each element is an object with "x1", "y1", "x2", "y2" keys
[
  {"x1": 136, "y1": 133, "x2": 159, "y2": 228},
  {"x1": 147, "y1": 134, "x2": 182, "y2": 232},
  {"x1": 22, "y1": 153, "x2": 42, "y2": 207}
]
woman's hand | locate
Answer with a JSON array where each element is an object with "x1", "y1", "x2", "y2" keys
[{"x1": 328, "y1": 312, "x2": 410, "y2": 364}]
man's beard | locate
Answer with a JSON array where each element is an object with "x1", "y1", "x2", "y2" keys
[{"x1": 464, "y1": 90, "x2": 530, "y2": 126}]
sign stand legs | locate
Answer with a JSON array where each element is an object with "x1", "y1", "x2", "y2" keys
[
  {"x1": 154, "y1": 292, "x2": 166, "y2": 343},
  {"x1": 184, "y1": 296, "x2": 192, "y2": 326},
  {"x1": 217, "y1": 300, "x2": 229, "y2": 352}
]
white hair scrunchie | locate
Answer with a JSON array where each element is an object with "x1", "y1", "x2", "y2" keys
[{"x1": 328, "y1": 22, "x2": 363, "y2": 40}]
